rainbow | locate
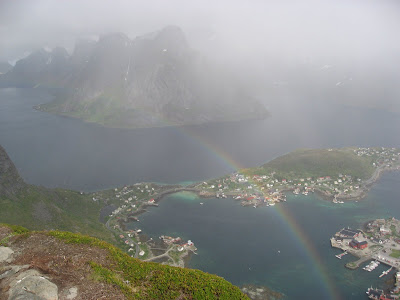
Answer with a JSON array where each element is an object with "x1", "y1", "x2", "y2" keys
[
  {"x1": 274, "y1": 204, "x2": 342, "y2": 300},
  {"x1": 175, "y1": 123, "x2": 341, "y2": 299},
  {"x1": 138, "y1": 112, "x2": 341, "y2": 298}
]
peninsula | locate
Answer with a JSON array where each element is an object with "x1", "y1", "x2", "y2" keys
[
  {"x1": 196, "y1": 147, "x2": 400, "y2": 207},
  {"x1": 88, "y1": 147, "x2": 400, "y2": 268}
]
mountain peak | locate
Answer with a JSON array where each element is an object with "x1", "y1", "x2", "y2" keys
[
  {"x1": 154, "y1": 25, "x2": 188, "y2": 50},
  {"x1": 98, "y1": 32, "x2": 130, "y2": 45}
]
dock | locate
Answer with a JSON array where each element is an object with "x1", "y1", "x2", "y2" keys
[{"x1": 379, "y1": 266, "x2": 393, "y2": 278}]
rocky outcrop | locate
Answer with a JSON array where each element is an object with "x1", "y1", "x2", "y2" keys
[
  {"x1": 0, "y1": 226, "x2": 247, "y2": 299},
  {"x1": 0, "y1": 247, "x2": 14, "y2": 263},
  {"x1": 0, "y1": 229, "x2": 122, "y2": 300},
  {"x1": 7, "y1": 269, "x2": 59, "y2": 300}
]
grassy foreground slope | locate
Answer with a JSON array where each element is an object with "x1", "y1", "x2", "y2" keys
[
  {"x1": 244, "y1": 148, "x2": 375, "y2": 180},
  {"x1": 0, "y1": 224, "x2": 248, "y2": 299}
]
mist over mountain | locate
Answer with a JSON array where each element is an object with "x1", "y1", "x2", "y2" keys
[
  {"x1": 0, "y1": 26, "x2": 267, "y2": 127},
  {"x1": 0, "y1": 62, "x2": 12, "y2": 74}
]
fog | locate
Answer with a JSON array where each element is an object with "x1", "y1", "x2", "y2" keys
[{"x1": 1, "y1": 0, "x2": 400, "y2": 110}]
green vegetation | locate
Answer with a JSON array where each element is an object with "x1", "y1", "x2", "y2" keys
[
  {"x1": 390, "y1": 250, "x2": 400, "y2": 258},
  {"x1": 252, "y1": 148, "x2": 375, "y2": 180},
  {"x1": 345, "y1": 262, "x2": 358, "y2": 269},
  {"x1": 40, "y1": 87, "x2": 169, "y2": 129},
  {"x1": 369, "y1": 244, "x2": 382, "y2": 250},
  {"x1": 0, "y1": 223, "x2": 29, "y2": 246},
  {"x1": 0, "y1": 223, "x2": 29, "y2": 234},
  {"x1": 0, "y1": 185, "x2": 112, "y2": 242},
  {"x1": 48, "y1": 230, "x2": 248, "y2": 299}
]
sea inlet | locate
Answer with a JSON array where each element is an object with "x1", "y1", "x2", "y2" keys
[{"x1": 132, "y1": 172, "x2": 400, "y2": 299}]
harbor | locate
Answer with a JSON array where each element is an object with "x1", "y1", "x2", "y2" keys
[{"x1": 332, "y1": 218, "x2": 400, "y2": 298}]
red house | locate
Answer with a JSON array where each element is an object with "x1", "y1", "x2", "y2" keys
[{"x1": 350, "y1": 240, "x2": 368, "y2": 250}]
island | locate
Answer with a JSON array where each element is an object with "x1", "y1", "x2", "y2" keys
[{"x1": 0, "y1": 26, "x2": 267, "y2": 129}]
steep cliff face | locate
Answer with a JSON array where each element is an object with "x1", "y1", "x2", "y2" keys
[
  {"x1": 0, "y1": 146, "x2": 26, "y2": 198},
  {"x1": 1, "y1": 26, "x2": 267, "y2": 128}
]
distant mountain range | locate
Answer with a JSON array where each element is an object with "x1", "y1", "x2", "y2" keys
[{"x1": 0, "y1": 26, "x2": 268, "y2": 128}]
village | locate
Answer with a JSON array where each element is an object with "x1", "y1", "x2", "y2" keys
[
  {"x1": 198, "y1": 147, "x2": 400, "y2": 207},
  {"x1": 89, "y1": 147, "x2": 400, "y2": 270},
  {"x1": 331, "y1": 218, "x2": 400, "y2": 299},
  {"x1": 92, "y1": 182, "x2": 198, "y2": 267}
]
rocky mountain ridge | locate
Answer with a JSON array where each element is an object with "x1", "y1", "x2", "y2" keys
[{"x1": 0, "y1": 26, "x2": 267, "y2": 128}]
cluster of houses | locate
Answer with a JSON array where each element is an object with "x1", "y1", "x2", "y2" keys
[
  {"x1": 160, "y1": 235, "x2": 181, "y2": 245},
  {"x1": 200, "y1": 147, "x2": 400, "y2": 204},
  {"x1": 106, "y1": 184, "x2": 159, "y2": 217},
  {"x1": 355, "y1": 147, "x2": 400, "y2": 166},
  {"x1": 204, "y1": 169, "x2": 362, "y2": 203},
  {"x1": 331, "y1": 227, "x2": 374, "y2": 254},
  {"x1": 333, "y1": 227, "x2": 369, "y2": 250},
  {"x1": 159, "y1": 235, "x2": 196, "y2": 252},
  {"x1": 366, "y1": 218, "x2": 400, "y2": 244}
]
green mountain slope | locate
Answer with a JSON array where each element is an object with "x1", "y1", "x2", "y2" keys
[{"x1": 0, "y1": 145, "x2": 110, "y2": 241}]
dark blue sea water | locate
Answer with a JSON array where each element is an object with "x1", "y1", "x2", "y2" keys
[
  {"x1": 1, "y1": 88, "x2": 400, "y2": 191},
  {"x1": 134, "y1": 172, "x2": 400, "y2": 299},
  {"x1": 2, "y1": 87, "x2": 400, "y2": 299}
]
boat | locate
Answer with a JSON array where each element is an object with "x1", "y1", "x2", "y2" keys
[
  {"x1": 335, "y1": 251, "x2": 348, "y2": 259},
  {"x1": 364, "y1": 261, "x2": 379, "y2": 272},
  {"x1": 200, "y1": 202, "x2": 204, "y2": 205}
]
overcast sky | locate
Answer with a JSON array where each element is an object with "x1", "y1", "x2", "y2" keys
[{"x1": 1, "y1": 0, "x2": 399, "y2": 64}]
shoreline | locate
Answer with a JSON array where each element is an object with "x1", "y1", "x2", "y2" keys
[
  {"x1": 117, "y1": 166, "x2": 400, "y2": 226},
  {"x1": 101, "y1": 148, "x2": 400, "y2": 297}
]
